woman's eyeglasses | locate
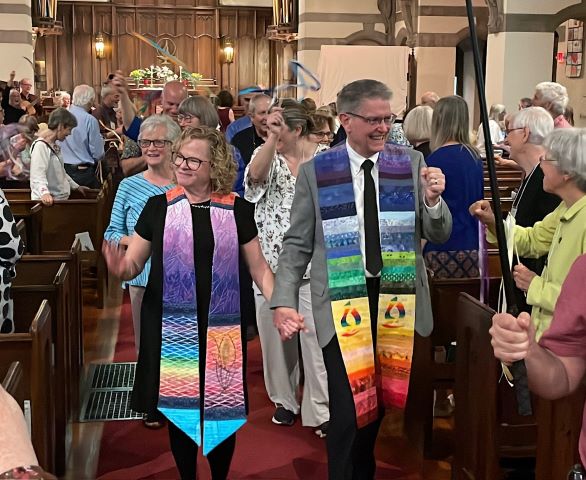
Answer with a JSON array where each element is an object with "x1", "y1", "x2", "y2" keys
[
  {"x1": 311, "y1": 131, "x2": 334, "y2": 140},
  {"x1": 177, "y1": 114, "x2": 199, "y2": 123},
  {"x1": 172, "y1": 152, "x2": 209, "y2": 171},
  {"x1": 138, "y1": 139, "x2": 170, "y2": 148}
]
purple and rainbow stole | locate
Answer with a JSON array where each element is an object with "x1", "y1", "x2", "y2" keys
[
  {"x1": 158, "y1": 186, "x2": 246, "y2": 455},
  {"x1": 315, "y1": 143, "x2": 417, "y2": 428}
]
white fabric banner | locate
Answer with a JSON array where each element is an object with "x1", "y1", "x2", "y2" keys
[{"x1": 315, "y1": 45, "x2": 410, "y2": 116}]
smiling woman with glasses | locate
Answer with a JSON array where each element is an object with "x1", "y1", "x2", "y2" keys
[
  {"x1": 104, "y1": 113, "x2": 179, "y2": 431},
  {"x1": 103, "y1": 126, "x2": 274, "y2": 480},
  {"x1": 309, "y1": 111, "x2": 336, "y2": 146},
  {"x1": 177, "y1": 96, "x2": 220, "y2": 130}
]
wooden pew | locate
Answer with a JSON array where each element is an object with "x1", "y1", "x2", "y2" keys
[
  {"x1": 21, "y1": 238, "x2": 83, "y2": 418},
  {"x1": 0, "y1": 300, "x2": 55, "y2": 473},
  {"x1": 9, "y1": 201, "x2": 42, "y2": 254},
  {"x1": 453, "y1": 293, "x2": 537, "y2": 479},
  {"x1": 15, "y1": 219, "x2": 27, "y2": 254},
  {"x1": 8, "y1": 189, "x2": 107, "y2": 308},
  {"x1": 1, "y1": 361, "x2": 23, "y2": 396},
  {"x1": 3, "y1": 189, "x2": 31, "y2": 201},
  {"x1": 405, "y1": 276, "x2": 501, "y2": 457},
  {"x1": 12, "y1": 262, "x2": 70, "y2": 476}
]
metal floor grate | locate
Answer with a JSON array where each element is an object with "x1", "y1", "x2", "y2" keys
[{"x1": 80, "y1": 362, "x2": 143, "y2": 422}]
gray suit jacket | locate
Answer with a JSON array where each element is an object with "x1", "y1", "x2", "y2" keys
[{"x1": 270, "y1": 145, "x2": 452, "y2": 348}]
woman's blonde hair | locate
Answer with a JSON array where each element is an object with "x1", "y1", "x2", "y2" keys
[
  {"x1": 173, "y1": 126, "x2": 236, "y2": 194},
  {"x1": 430, "y1": 95, "x2": 478, "y2": 156},
  {"x1": 403, "y1": 105, "x2": 433, "y2": 144}
]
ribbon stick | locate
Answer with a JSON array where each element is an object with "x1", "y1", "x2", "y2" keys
[
  {"x1": 131, "y1": 32, "x2": 188, "y2": 69},
  {"x1": 269, "y1": 60, "x2": 321, "y2": 109},
  {"x1": 465, "y1": 0, "x2": 532, "y2": 416}
]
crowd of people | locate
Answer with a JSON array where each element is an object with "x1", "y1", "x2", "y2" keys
[{"x1": 1, "y1": 66, "x2": 585, "y2": 479}]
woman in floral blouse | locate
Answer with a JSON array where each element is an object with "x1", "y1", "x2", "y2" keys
[{"x1": 244, "y1": 100, "x2": 330, "y2": 437}]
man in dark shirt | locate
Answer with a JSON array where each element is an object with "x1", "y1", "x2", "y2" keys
[
  {"x1": 230, "y1": 94, "x2": 270, "y2": 166},
  {"x1": 2, "y1": 89, "x2": 25, "y2": 125},
  {"x1": 18, "y1": 78, "x2": 43, "y2": 117},
  {"x1": 92, "y1": 84, "x2": 120, "y2": 137}
]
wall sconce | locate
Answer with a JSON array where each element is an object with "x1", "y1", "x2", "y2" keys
[
  {"x1": 95, "y1": 33, "x2": 106, "y2": 60},
  {"x1": 222, "y1": 37, "x2": 235, "y2": 64}
]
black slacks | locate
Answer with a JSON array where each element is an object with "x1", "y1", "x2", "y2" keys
[
  {"x1": 167, "y1": 420, "x2": 236, "y2": 480},
  {"x1": 322, "y1": 277, "x2": 382, "y2": 480}
]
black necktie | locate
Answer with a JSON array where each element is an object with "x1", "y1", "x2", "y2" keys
[{"x1": 362, "y1": 159, "x2": 383, "y2": 275}]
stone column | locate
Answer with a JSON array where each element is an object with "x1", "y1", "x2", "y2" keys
[
  {"x1": 0, "y1": 0, "x2": 34, "y2": 89},
  {"x1": 485, "y1": 31, "x2": 554, "y2": 113}
]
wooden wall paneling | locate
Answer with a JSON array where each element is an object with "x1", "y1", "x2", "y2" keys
[
  {"x1": 219, "y1": 10, "x2": 236, "y2": 93},
  {"x1": 256, "y1": 39, "x2": 270, "y2": 89},
  {"x1": 195, "y1": 12, "x2": 216, "y2": 79},
  {"x1": 56, "y1": 3, "x2": 73, "y2": 92},
  {"x1": 74, "y1": 5, "x2": 93, "y2": 90},
  {"x1": 95, "y1": 6, "x2": 113, "y2": 91},
  {"x1": 116, "y1": 10, "x2": 137, "y2": 75},
  {"x1": 137, "y1": 12, "x2": 158, "y2": 70},
  {"x1": 176, "y1": 13, "x2": 195, "y2": 74}
]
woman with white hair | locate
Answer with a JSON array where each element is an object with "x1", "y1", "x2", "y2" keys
[
  {"x1": 476, "y1": 103, "x2": 506, "y2": 157},
  {"x1": 502, "y1": 106, "x2": 561, "y2": 312},
  {"x1": 532, "y1": 81, "x2": 571, "y2": 129},
  {"x1": 104, "y1": 115, "x2": 179, "y2": 398},
  {"x1": 471, "y1": 127, "x2": 586, "y2": 338},
  {"x1": 403, "y1": 105, "x2": 433, "y2": 158}
]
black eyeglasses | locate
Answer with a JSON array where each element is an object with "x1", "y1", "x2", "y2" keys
[
  {"x1": 138, "y1": 139, "x2": 170, "y2": 148},
  {"x1": 173, "y1": 152, "x2": 209, "y2": 171},
  {"x1": 311, "y1": 131, "x2": 334, "y2": 140},
  {"x1": 344, "y1": 112, "x2": 396, "y2": 126},
  {"x1": 505, "y1": 127, "x2": 525, "y2": 135}
]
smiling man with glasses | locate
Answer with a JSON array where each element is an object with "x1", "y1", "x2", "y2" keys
[{"x1": 271, "y1": 79, "x2": 452, "y2": 479}]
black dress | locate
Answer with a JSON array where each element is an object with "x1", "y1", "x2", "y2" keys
[
  {"x1": 131, "y1": 194, "x2": 258, "y2": 413},
  {"x1": 510, "y1": 166, "x2": 561, "y2": 313}
]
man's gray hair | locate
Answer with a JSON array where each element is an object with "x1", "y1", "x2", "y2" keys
[
  {"x1": 509, "y1": 106, "x2": 554, "y2": 145},
  {"x1": 100, "y1": 85, "x2": 117, "y2": 99},
  {"x1": 248, "y1": 94, "x2": 271, "y2": 115},
  {"x1": 139, "y1": 114, "x2": 181, "y2": 142},
  {"x1": 337, "y1": 80, "x2": 392, "y2": 115},
  {"x1": 72, "y1": 84, "x2": 96, "y2": 108},
  {"x1": 535, "y1": 82, "x2": 569, "y2": 117},
  {"x1": 543, "y1": 128, "x2": 586, "y2": 192}
]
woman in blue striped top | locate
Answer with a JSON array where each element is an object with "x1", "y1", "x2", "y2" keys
[{"x1": 104, "y1": 114, "x2": 180, "y2": 356}]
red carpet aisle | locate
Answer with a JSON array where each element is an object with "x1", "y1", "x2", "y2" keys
[{"x1": 96, "y1": 295, "x2": 420, "y2": 479}]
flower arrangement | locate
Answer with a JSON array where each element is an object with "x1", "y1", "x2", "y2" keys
[{"x1": 129, "y1": 66, "x2": 203, "y2": 86}]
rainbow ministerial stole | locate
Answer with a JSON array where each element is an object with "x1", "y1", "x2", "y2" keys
[
  {"x1": 315, "y1": 143, "x2": 416, "y2": 428},
  {"x1": 158, "y1": 187, "x2": 246, "y2": 455}
]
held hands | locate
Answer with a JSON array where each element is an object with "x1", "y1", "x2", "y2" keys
[
  {"x1": 469, "y1": 200, "x2": 496, "y2": 229},
  {"x1": 273, "y1": 306, "x2": 308, "y2": 341},
  {"x1": 489, "y1": 311, "x2": 536, "y2": 364},
  {"x1": 111, "y1": 70, "x2": 128, "y2": 95},
  {"x1": 420, "y1": 167, "x2": 445, "y2": 207},
  {"x1": 513, "y1": 263, "x2": 537, "y2": 292}
]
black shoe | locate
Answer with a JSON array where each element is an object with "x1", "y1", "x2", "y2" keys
[
  {"x1": 143, "y1": 411, "x2": 166, "y2": 429},
  {"x1": 272, "y1": 405, "x2": 295, "y2": 426},
  {"x1": 315, "y1": 421, "x2": 329, "y2": 438}
]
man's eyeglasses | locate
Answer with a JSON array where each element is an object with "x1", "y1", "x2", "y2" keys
[
  {"x1": 311, "y1": 131, "x2": 334, "y2": 140},
  {"x1": 505, "y1": 127, "x2": 525, "y2": 135},
  {"x1": 344, "y1": 112, "x2": 396, "y2": 126},
  {"x1": 138, "y1": 139, "x2": 170, "y2": 149},
  {"x1": 172, "y1": 152, "x2": 209, "y2": 171},
  {"x1": 177, "y1": 113, "x2": 199, "y2": 123}
]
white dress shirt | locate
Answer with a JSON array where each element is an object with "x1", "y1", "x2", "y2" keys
[{"x1": 346, "y1": 141, "x2": 441, "y2": 278}]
